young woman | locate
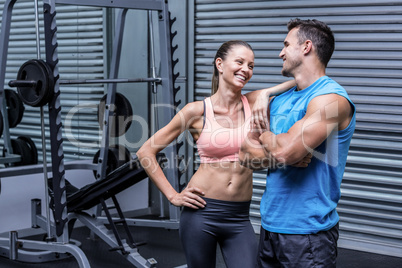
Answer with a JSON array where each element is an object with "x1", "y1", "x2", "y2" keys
[{"x1": 137, "y1": 40, "x2": 295, "y2": 268}]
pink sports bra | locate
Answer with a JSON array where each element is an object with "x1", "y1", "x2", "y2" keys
[{"x1": 196, "y1": 95, "x2": 251, "y2": 163}]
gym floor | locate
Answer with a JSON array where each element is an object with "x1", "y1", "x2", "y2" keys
[{"x1": 1, "y1": 226, "x2": 401, "y2": 268}]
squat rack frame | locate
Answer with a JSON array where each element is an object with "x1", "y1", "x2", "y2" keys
[{"x1": 0, "y1": 0, "x2": 183, "y2": 267}]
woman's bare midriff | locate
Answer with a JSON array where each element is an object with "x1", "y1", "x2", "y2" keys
[{"x1": 188, "y1": 161, "x2": 253, "y2": 202}]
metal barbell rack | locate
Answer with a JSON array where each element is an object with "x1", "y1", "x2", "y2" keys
[{"x1": 0, "y1": 0, "x2": 183, "y2": 267}]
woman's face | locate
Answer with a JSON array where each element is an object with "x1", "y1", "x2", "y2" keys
[{"x1": 217, "y1": 45, "x2": 254, "y2": 90}]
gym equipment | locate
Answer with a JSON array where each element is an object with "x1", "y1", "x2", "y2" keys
[
  {"x1": 17, "y1": 136, "x2": 38, "y2": 165},
  {"x1": 68, "y1": 154, "x2": 165, "y2": 213},
  {"x1": 9, "y1": 59, "x2": 54, "y2": 107},
  {"x1": 98, "y1": 93, "x2": 133, "y2": 137},
  {"x1": 0, "y1": 0, "x2": 183, "y2": 267},
  {"x1": 12, "y1": 77, "x2": 161, "y2": 86},
  {"x1": 3, "y1": 89, "x2": 24, "y2": 128},
  {"x1": 92, "y1": 144, "x2": 131, "y2": 178},
  {"x1": 0, "y1": 110, "x2": 3, "y2": 138},
  {"x1": 0, "y1": 155, "x2": 163, "y2": 267},
  {"x1": 167, "y1": 12, "x2": 187, "y2": 193},
  {"x1": 2, "y1": 139, "x2": 29, "y2": 166},
  {"x1": 65, "y1": 155, "x2": 165, "y2": 265},
  {"x1": 2, "y1": 137, "x2": 38, "y2": 166}
]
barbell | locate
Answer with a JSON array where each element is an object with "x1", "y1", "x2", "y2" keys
[{"x1": 8, "y1": 59, "x2": 161, "y2": 108}]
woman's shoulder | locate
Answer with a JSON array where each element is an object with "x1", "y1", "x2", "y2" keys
[
  {"x1": 179, "y1": 100, "x2": 205, "y2": 131},
  {"x1": 243, "y1": 91, "x2": 258, "y2": 109},
  {"x1": 180, "y1": 100, "x2": 205, "y2": 117}
]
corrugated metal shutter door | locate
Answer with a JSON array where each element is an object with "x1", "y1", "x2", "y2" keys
[
  {"x1": 193, "y1": 0, "x2": 402, "y2": 257},
  {"x1": 1, "y1": 1, "x2": 104, "y2": 162}
]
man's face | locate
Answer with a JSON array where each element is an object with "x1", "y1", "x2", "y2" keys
[{"x1": 279, "y1": 28, "x2": 303, "y2": 77}]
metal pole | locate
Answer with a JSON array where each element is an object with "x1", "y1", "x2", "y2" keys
[
  {"x1": 59, "y1": 77, "x2": 161, "y2": 84},
  {"x1": 148, "y1": 10, "x2": 165, "y2": 218},
  {"x1": 9, "y1": 231, "x2": 18, "y2": 260},
  {"x1": 8, "y1": 77, "x2": 161, "y2": 88},
  {"x1": 34, "y1": 0, "x2": 52, "y2": 240}
]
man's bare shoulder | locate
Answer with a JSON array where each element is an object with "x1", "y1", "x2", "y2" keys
[
  {"x1": 309, "y1": 93, "x2": 351, "y2": 111},
  {"x1": 308, "y1": 93, "x2": 353, "y2": 129}
]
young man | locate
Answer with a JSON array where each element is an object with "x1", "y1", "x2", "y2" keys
[{"x1": 240, "y1": 19, "x2": 356, "y2": 267}]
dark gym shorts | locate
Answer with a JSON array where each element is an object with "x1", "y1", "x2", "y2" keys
[{"x1": 256, "y1": 223, "x2": 339, "y2": 268}]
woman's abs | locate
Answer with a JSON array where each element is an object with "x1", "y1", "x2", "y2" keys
[{"x1": 188, "y1": 162, "x2": 253, "y2": 202}]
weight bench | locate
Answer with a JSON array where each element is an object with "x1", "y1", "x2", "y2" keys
[
  {"x1": 65, "y1": 154, "x2": 161, "y2": 213},
  {"x1": 55, "y1": 153, "x2": 165, "y2": 267},
  {"x1": 1, "y1": 154, "x2": 165, "y2": 268}
]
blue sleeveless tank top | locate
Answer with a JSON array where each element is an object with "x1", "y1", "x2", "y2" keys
[{"x1": 260, "y1": 76, "x2": 356, "y2": 234}]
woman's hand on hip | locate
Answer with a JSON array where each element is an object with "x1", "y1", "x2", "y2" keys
[{"x1": 170, "y1": 186, "x2": 206, "y2": 209}]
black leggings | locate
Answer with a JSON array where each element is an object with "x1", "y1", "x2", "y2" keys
[{"x1": 179, "y1": 197, "x2": 258, "y2": 268}]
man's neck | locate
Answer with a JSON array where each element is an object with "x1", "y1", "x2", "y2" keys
[{"x1": 294, "y1": 69, "x2": 326, "y2": 91}]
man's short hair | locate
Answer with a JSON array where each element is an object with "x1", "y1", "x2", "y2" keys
[{"x1": 288, "y1": 18, "x2": 335, "y2": 67}]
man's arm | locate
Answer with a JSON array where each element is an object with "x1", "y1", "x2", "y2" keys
[
  {"x1": 258, "y1": 94, "x2": 353, "y2": 166},
  {"x1": 239, "y1": 129, "x2": 277, "y2": 169},
  {"x1": 240, "y1": 80, "x2": 296, "y2": 168}
]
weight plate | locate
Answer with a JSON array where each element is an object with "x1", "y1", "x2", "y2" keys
[
  {"x1": 36, "y1": 59, "x2": 55, "y2": 103},
  {"x1": 4, "y1": 89, "x2": 24, "y2": 128},
  {"x1": 3, "y1": 138, "x2": 31, "y2": 167},
  {"x1": 17, "y1": 136, "x2": 38, "y2": 165},
  {"x1": 98, "y1": 93, "x2": 133, "y2": 137},
  {"x1": 92, "y1": 144, "x2": 131, "y2": 178},
  {"x1": 109, "y1": 144, "x2": 131, "y2": 167},
  {"x1": 16, "y1": 59, "x2": 54, "y2": 107},
  {"x1": 16, "y1": 138, "x2": 34, "y2": 165}
]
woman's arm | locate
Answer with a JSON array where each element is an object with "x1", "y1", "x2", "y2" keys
[
  {"x1": 137, "y1": 102, "x2": 206, "y2": 209},
  {"x1": 241, "y1": 80, "x2": 315, "y2": 170},
  {"x1": 245, "y1": 79, "x2": 296, "y2": 132}
]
